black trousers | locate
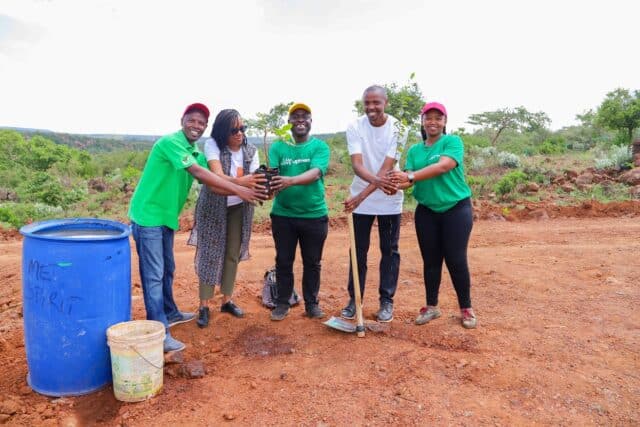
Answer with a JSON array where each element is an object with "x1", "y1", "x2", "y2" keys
[
  {"x1": 271, "y1": 214, "x2": 328, "y2": 307},
  {"x1": 347, "y1": 213, "x2": 401, "y2": 304},
  {"x1": 414, "y1": 198, "x2": 473, "y2": 309}
]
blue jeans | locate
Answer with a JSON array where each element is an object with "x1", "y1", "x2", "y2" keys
[
  {"x1": 347, "y1": 213, "x2": 401, "y2": 304},
  {"x1": 131, "y1": 222, "x2": 180, "y2": 328}
]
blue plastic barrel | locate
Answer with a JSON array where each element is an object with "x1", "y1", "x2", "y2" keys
[{"x1": 20, "y1": 218, "x2": 131, "y2": 396}]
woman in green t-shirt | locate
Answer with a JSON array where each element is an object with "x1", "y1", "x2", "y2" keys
[{"x1": 390, "y1": 102, "x2": 477, "y2": 329}]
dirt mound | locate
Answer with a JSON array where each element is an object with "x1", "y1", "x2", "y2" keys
[
  {"x1": 474, "y1": 199, "x2": 640, "y2": 221},
  {"x1": 232, "y1": 325, "x2": 294, "y2": 357},
  {"x1": 0, "y1": 229, "x2": 20, "y2": 241}
]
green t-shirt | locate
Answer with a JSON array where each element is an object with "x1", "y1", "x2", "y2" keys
[
  {"x1": 405, "y1": 134, "x2": 472, "y2": 213},
  {"x1": 269, "y1": 137, "x2": 330, "y2": 218},
  {"x1": 128, "y1": 130, "x2": 208, "y2": 230}
]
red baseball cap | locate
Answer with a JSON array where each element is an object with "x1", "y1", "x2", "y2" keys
[
  {"x1": 183, "y1": 102, "x2": 210, "y2": 119},
  {"x1": 421, "y1": 102, "x2": 447, "y2": 116}
]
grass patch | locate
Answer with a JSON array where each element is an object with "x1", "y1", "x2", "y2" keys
[{"x1": 569, "y1": 183, "x2": 631, "y2": 203}]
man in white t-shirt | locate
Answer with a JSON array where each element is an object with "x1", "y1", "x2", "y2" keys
[{"x1": 342, "y1": 85, "x2": 408, "y2": 323}]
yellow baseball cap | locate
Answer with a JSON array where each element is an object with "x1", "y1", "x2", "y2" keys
[{"x1": 288, "y1": 102, "x2": 311, "y2": 115}]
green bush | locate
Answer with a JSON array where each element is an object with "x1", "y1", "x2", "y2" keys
[
  {"x1": 467, "y1": 175, "x2": 489, "y2": 195},
  {"x1": 0, "y1": 202, "x2": 63, "y2": 228},
  {"x1": 572, "y1": 183, "x2": 631, "y2": 203},
  {"x1": 463, "y1": 134, "x2": 491, "y2": 149},
  {"x1": 497, "y1": 151, "x2": 521, "y2": 168},
  {"x1": 18, "y1": 172, "x2": 85, "y2": 208},
  {"x1": 494, "y1": 170, "x2": 528, "y2": 196},
  {"x1": 469, "y1": 156, "x2": 486, "y2": 171},
  {"x1": 537, "y1": 136, "x2": 567, "y2": 154},
  {"x1": 466, "y1": 146, "x2": 498, "y2": 171},
  {"x1": 594, "y1": 145, "x2": 632, "y2": 170},
  {"x1": 496, "y1": 131, "x2": 538, "y2": 155},
  {"x1": 522, "y1": 166, "x2": 548, "y2": 185},
  {"x1": 612, "y1": 131, "x2": 632, "y2": 147},
  {"x1": 0, "y1": 206, "x2": 19, "y2": 228}
]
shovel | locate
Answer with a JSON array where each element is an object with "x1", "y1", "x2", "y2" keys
[{"x1": 324, "y1": 213, "x2": 365, "y2": 337}]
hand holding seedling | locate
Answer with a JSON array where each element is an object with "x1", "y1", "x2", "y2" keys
[
  {"x1": 234, "y1": 185, "x2": 269, "y2": 205},
  {"x1": 270, "y1": 175, "x2": 293, "y2": 192},
  {"x1": 237, "y1": 172, "x2": 267, "y2": 191}
]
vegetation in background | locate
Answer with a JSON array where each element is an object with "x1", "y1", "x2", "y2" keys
[
  {"x1": 1, "y1": 86, "x2": 639, "y2": 230},
  {"x1": 596, "y1": 88, "x2": 640, "y2": 146},
  {"x1": 467, "y1": 106, "x2": 551, "y2": 147},
  {"x1": 245, "y1": 102, "x2": 293, "y2": 164},
  {"x1": 594, "y1": 145, "x2": 633, "y2": 170}
]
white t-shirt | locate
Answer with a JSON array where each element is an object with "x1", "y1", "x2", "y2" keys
[
  {"x1": 346, "y1": 115, "x2": 408, "y2": 215},
  {"x1": 204, "y1": 138, "x2": 260, "y2": 207}
]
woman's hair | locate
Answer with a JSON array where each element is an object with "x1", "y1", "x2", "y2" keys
[
  {"x1": 211, "y1": 109, "x2": 245, "y2": 151},
  {"x1": 420, "y1": 111, "x2": 447, "y2": 141}
]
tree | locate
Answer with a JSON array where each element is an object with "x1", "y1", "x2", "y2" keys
[
  {"x1": 467, "y1": 106, "x2": 551, "y2": 146},
  {"x1": 596, "y1": 88, "x2": 640, "y2": 146},
  {"x1": 576, "y1": 109, "x2": 597, "y2": 128},
  {"x1": 558, "y1": 109, "x2": 606, "y2": 149},
  {"x1": 245, "y1": 102, "x2": 293, "y2": 163}
]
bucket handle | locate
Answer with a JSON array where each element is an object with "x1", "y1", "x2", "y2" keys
[{"x1": 130, "y1": 345, "x2": 163, "y2": 371}]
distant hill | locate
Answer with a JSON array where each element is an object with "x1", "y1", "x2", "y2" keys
[
  {"x1": 1, "y1": 127, "x2": 160, "y2": 153},
  {"x1": 0, "y1": 127, "x2": 343, "y2": 154}
]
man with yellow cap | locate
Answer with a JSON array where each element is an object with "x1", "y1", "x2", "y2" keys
[{"x1": 268, "y1": 103, "x2": 331, "y2": 321}]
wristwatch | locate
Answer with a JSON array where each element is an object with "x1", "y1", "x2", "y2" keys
[{"x1": 407, "y1": 172, "x2": 415, "y2": 184}]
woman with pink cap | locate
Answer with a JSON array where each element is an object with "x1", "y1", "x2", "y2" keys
[{"x1": 390, "y1": 102, "x2": 477, "y2": 329}]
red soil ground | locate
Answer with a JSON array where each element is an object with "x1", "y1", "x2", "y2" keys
[{"x1": 0, "y1": 202, "x2": 639, "y2": 426}]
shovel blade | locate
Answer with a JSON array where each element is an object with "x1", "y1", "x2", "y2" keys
[{"x1": 323, "y1": 316, "x2": 356, "y2": 333}]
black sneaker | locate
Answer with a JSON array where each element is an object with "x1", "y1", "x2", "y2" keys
[
  {"x1": 340, "y1": 300, "x2": 356, "y2": 319},
  {"x1": 305, "y1": 304, "x2": 326, "y2": 319},
  {"x1": 196, "y1": 306, "x2": 209, "y2": 328},
  {"x1": 270, "y1": 305, "x2": 290, "y2": 321},
  {"x1": 377, "y1": 302, "x2": 393, "y2": 323},
  {"x1": 221, "y1": 301, "x2": 244, "y2": 318}
]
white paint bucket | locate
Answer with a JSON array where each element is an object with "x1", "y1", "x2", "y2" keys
[{"x1": 106, "y1": 320, "x2": 165, "y2": 402}]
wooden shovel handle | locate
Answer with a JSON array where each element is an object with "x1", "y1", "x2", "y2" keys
[{"x1": 348, "y1": 214, "x2": 365, "y2": 337}]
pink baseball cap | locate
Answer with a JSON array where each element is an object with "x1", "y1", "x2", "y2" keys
[
  {"x1": 421, "y1": 102, "x2": 447, "y2": 116},
  {"x1": 183, "y1": 102, "x2": 210, "y2": 119}
]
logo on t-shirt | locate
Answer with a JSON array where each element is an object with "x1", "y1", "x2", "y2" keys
[
  {"x1": 182, "y1": 155, "x2": 191, "y2": 165},
  {"x1": 281, "y1": 158, "x2": 311, "y2": 166}
]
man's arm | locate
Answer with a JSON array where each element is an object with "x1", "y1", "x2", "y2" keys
[
  {"x1": 270, "y1": 168, "x2": 322, "y2": 192},
  {"x1": 186, "y1": 163, "x2": 267, "y2": 202},
  {"x1": 344, "y1": 156, "x2": 397, "y2": 212},
  {"x1": 208, "y1": 160, "x2": 267, "y2": 188},
  {"x1": 389, "y1": 156, "x2": 457, "y2": 186},
  {"x1": 350, "y1": 154, "x2": 396, "y2": 191}
]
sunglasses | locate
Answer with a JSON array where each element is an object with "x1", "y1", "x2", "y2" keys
[{"x1": 231, "y1": 125, "x2": 247, "y2": 135}]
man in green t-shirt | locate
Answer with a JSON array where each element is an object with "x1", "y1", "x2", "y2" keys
[
  {"x1": 268, "y1": 103, "x2": 330, "y2": 321},
  {"x1": 128, "y1": 103, "x2": 267, "y2": 352}
]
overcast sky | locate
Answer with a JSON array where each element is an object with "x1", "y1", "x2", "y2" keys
[{"x1": 1, "y1": 0, "x2": 638, "y2": 136}]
